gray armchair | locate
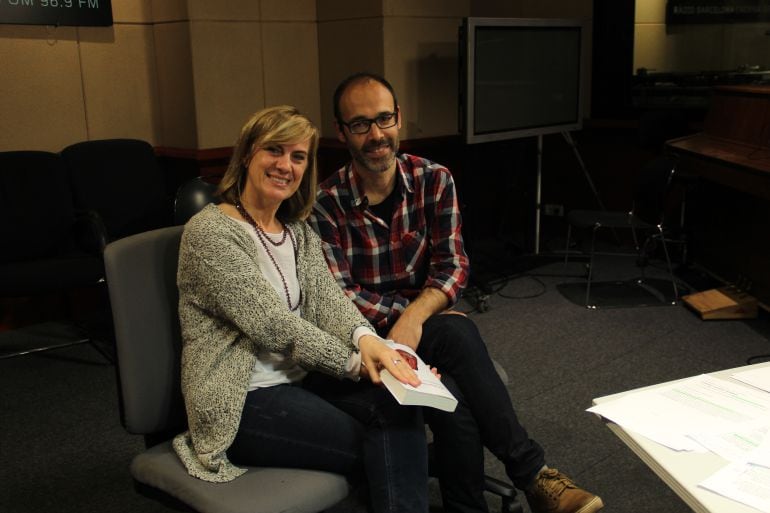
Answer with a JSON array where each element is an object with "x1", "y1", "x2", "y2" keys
[{"x1": 104, "y1": 226, "x2": 349, "y2": 513}]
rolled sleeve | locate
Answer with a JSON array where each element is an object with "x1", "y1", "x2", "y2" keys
[{"x1": 423, "y1": 167, "x2": 469, "y2": 306}]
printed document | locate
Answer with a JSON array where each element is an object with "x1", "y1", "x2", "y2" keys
[
  {"x1": 699, "y1": 463, "x2": 770, "y2": 513},
  {"x1": 689, "y1": 426, "x2": 770, "y2": 466},
  {"x1": 592, "y1": 366, "x2": 770, "y2": 511},
  {"x1": 588, "y1": 375, "x2": 770, "y2": 451},
  {"x1": 733, "y1": 366, "x2": 770, "y2": 394}
]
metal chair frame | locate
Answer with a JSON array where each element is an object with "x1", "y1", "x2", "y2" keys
[{"x1": 563, "y1": 157, "x2": 681, "y2": 309}]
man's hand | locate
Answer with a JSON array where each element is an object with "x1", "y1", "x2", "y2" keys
[
  {"x1": 387, "y1": 306, "x2": 466, "y2": 350},
  {"x1": 386, "y1": 312, "x2": 423, "y2": 351},
  {"x1": 386, "y1": 287, "x2": 449, "y2": 351},
  {"x1": 359, "y1": 335, "x2": 420, "y2": 387}
]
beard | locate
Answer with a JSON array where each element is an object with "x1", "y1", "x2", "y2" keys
[{"x1": 349, "y1": 135, "x2": 399, "y2": 174}]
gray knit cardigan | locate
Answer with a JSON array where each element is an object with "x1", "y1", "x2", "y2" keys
[{"x1": 173, "y1": 204, "x2": 370, "y2": 482}]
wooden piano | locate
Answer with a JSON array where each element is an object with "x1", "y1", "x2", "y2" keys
[{"x1": 666, "y1": 85, "x2": 770, "y2": 309}]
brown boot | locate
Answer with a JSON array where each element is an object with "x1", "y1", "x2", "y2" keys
[{"x1": 525, "y1": 468, "x2": 604, "y2": 513}]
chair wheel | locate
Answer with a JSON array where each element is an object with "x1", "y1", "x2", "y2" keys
[{"x1": 476, "y1": 296, "x2": 490, "y2": 312}]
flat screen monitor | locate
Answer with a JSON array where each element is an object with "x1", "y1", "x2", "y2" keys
[{"x1": 460, "y1": 17, "x2": 585, "y2": 144}]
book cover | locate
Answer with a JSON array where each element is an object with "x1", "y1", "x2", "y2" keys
[{"x1": 379, "y1": 341, "x2": 458, "y2": 412}]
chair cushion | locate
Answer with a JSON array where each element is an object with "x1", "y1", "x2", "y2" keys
[{"x1": 131, "y1": 441, "x2": 350, "y2": 513}]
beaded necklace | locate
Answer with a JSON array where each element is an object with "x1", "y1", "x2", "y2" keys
[{"x1": 234, "y1": 200, "x2": 301, "y2": 312}]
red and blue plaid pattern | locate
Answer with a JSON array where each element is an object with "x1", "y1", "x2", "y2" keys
[{"x1": 309, "y1": 153, "x2": 469, "y2": 333}]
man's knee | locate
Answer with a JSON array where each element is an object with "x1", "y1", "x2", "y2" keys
[{"x1": 423, "y1": 314, "x2": 486, "y2": 351}]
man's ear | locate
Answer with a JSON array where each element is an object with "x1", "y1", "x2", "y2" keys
[
  {"x1": 334, "y1": 120, "x2": 347, "y2": 144},
  {"x1": 396, "y1": 106, "x2": 403, "y2": 130}
]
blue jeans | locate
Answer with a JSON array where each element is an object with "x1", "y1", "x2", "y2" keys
[
  {"x1": 418, "y1": 314, "x2": 546, "y2": 512},
  {"x1": 228, "y1": 379, "x2": 428, "y2": 513},
  {"x1": 427, "y1": 374, "x2": 488, "y2": 513}
]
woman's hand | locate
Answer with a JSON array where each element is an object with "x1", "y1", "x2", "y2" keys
[{"x1": 358, "y1": 335, "x2": 421, "y2": 387}]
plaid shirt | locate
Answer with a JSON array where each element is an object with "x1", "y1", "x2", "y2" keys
[{"x1": 309, "y1": 153, "x2": 469, "y2": 333}]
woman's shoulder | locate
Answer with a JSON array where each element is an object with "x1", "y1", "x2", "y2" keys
[
  {"x1": 187, "y1": 202, "x2": 221, "y2": 224},
  {"x1": 183, "y1": 204, "x2": 246, "y2": 247},
  {"x1": 186, "y1": 203, "x2": 235, "y2": 232},
  {"x1": 216, "y1": 202, "x2": 241, "y2": 220}
]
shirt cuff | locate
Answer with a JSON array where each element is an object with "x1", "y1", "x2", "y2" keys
[
  {"x1": 347, "y1": 326, "x2": 381, "y2": 381},
  {"x1": 352, "y1": 325, "x2": 377, "y2": 349},
  {"x1": 344, "y1": 351, "x2": 362, "y2": 381},
  {"x1": 425, "y1": 281, "x2": 459, "y2": 307}
]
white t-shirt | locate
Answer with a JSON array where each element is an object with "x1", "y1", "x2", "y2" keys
[{"x1": 234, "y1": 219, "x2": 373, "y2": 390}]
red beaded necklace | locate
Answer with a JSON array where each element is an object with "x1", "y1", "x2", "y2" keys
[{"x1": 234, "y1": 200, "x2": 301, "y2": 312}]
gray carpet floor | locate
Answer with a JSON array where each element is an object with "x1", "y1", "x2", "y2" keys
[{"x1": 1, "y1": 258, "x2": 768, "y2": 513}]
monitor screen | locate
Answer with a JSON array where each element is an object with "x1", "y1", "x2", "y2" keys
[{"x1": 461, "y1": 18, "x2": 585, "y2": 144}]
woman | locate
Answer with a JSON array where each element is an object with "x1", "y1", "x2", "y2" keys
[{"x1": 172, "y1": 105, "x2": 429, "y2": 513}]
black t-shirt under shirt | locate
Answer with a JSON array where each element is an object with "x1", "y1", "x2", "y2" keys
[{"x1": 367, "y1": 186, "x2": 398, "y2": 225}]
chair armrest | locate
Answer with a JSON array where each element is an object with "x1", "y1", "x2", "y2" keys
[{"x1": 74, "y1": 209, "x2": 108, "y2": 254}]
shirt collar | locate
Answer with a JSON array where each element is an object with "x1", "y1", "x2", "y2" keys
[{"x1": 345, "y1": 155, "x2": 414, "y2": 209}]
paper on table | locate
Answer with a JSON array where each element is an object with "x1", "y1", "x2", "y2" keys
[
  {"x1": 733, "y1": 366, "x2": 770, "y2": 394},
  {"x1": 588, "y1": 375, "x2": 770, "y2": 451},
  {"x1": 699, "y1": 462, "x2": 770, "y2": 513},
  {"x1": 689, "y1": 426, "x2": 770, "y2": 465},
  {"x1": 753, "y1": 434, "x2": 770, "y2": 469}
]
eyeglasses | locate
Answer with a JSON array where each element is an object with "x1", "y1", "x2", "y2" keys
[{"x1": 339, "y1": 111, "x2": 398, "y2": 135}]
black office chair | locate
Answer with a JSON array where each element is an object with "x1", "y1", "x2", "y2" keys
[
  {"x1": 559, "y1": 155, "x2": 681, "y2": 309},
  {"x1": 174, "y1": 176, "x2": 220, "y2": 225},
  {"x1": 104, "y1": 226, "x2": 351, "y2": 513},
  {"x1": 0, "y1": 151, "x2": 108, "y2": 359},
  {"x1": 61, "y1": 139, "x2": 173, "y2": 241}
]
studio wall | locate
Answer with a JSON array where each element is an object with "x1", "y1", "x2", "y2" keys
[
  {"x1": 0, "y1": 0, "x2": 321, "y2": 152},
  {"x1": 634, "y1": 0, "x2": 770, "y2": 73},
  {"x1": 0, "y1": 0, "x2": 594, "y2": 153}
]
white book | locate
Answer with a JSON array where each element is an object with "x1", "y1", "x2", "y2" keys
[{"x1": 379, "y1": 341, "x2": 458, "y2": 412}]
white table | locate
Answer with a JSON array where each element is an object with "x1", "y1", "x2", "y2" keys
[{"x1": 593, "y1": 361, "x2": 770, "y2": 513}]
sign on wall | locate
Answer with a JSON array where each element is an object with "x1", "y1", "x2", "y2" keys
[
  {"x1": 0, "y1": 0, "x2": 112, "y2": 27},
  {"x1": 667, "y1": 0, "x2": 770, "y2": 23}
]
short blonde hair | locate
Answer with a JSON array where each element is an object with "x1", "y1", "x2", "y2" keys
[{"x1": 218, "y1": 105, "x2": 320, "y2": 222}]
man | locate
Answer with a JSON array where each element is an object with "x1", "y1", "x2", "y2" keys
[{"x1": 309, "y1": 72, "x2": 603, "y2": 513}]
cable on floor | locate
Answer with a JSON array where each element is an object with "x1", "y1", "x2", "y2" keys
[{"x1": 497, "y1": 274, "x2": 547, "y2": 300}]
